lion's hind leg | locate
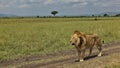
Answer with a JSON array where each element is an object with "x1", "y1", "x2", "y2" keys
[
  {"x1": 96, "y1": 44, "x2": 102, "y2": 56},
  {"x1": 89, "y1": 47, "x2": 93, "y2": 56}
]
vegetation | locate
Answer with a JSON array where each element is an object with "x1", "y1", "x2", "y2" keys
[
  {"x1": 51, "y1": 11, "x2": 58, "y2": 16},
  {"x1": 104, "y1": 14, "x2": 109, "y2": 17},
  {"x1": 106, "y1": 65, "x2": 120, "y2": 68},
  {"x1": 0, "y1": 17, "x2": 120, "y2": 60},
  {"x1": 115, "y1": 14, "x2": 120, "y2": 17}
]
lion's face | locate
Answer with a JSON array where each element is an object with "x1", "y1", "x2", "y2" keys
[{"x1": 70, "y1": 34, "x2": 80, "y2": 45}]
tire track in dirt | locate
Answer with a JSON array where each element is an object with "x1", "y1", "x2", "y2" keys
[
  {"x1": 19, "y1": 42, "x2": 120, "y2": 68},
  {"x1": 0, "y1": 42, "x2": 120, "y2": 68},
  {"x1": 20, "y1": 48, "x2": 120, "y2": 68}
]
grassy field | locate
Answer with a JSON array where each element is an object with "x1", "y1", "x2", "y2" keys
[
  {"x1": 0, "y1": 17, "x2": 120, "y2": 60},
  {"x1": 106, "y1": 65, "x2": 120, "y2": 68}
]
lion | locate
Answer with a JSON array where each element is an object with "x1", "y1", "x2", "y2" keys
[{"x1": 70, "y1": 30, "x2": 102, "y2": 62}]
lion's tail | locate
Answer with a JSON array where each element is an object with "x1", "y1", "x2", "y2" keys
[{"x1": 102, "y1": 40, "x2": 104, "y2": 44}]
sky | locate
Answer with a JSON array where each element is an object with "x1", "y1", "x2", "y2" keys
[{"x1": 0, "y1": 0, "x2": 120, "y2": 16}]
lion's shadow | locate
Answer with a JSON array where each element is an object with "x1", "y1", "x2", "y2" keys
[
  {"x1": 84, "y1": 55, "x2": 97, "y2": 60},
  {"x1": 84, "y1": 54, "x2": 108, "y2": 60}
]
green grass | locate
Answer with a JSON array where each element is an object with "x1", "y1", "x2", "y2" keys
[
  {"x1": 112, "y1": 65, "x2": 120, "y2": 68},
  {"x1": 106, "y1": 65, "x2": 120, "y2": 68},
  {"x1": 0, "y1": 17, "x2": 120, "y2": 60}
]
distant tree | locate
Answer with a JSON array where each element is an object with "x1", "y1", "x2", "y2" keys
[
  {"x1": 37, "y1": 16, "x2": 39, "y2": 18},
  {"x1": 51, "y1": 11, "x2": 58, "y2": 16},
  {"x1": 104, "y1": 14, "x2": 109, "y2": 17},
  {"x1": 92, "y1": 15, "x2": 95, "y2": 17},
  {"x1": 64, "y1": 16, "x2": 67, "y2": 18},
  {"x1": 115, "y1": 14, "x2": 120, "y2": 16}
]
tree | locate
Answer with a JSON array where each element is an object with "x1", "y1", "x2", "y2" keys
[
  {"x1": 92, "y1": 15, "x2": 95, "y2": 17},
  {"x1": 103, "y1": 14, "x2": 109, "y2": 17},
  {"x1": 115, "y1": 14, "x2": 120, "y2": 17},
  {"x1": 36, "y1": 16, "x2": 39, "y2": 18},
  {"x1": 51, "y1": 11, "x2": 58, "y2": 16}
]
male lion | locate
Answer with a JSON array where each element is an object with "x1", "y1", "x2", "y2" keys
[{"x1": 70, "y1": 30, "x2": 102, "y2": 62}]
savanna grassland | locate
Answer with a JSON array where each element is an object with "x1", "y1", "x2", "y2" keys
[{"x1": 0, "y1": 17, "x2": 120, "y2": 61}]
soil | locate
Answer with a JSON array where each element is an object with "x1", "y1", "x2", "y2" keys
[{"x1": 0, "y1": 42, "x2": 120, "y2": 68}]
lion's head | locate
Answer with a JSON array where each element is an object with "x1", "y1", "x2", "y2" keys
[{"x1": 70, "y1": 30, "x2": 84, "y2": 46}]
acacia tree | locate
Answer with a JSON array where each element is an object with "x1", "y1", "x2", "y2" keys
[
  {"x1": 51, "y1": 11, "x2": 58, "y2": 16},
  {"x1": 104, "y1": 14, "x2": 109, "y2": 17}
]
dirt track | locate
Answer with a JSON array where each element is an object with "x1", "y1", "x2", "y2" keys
[{"x1": 0, "y1": 42, "x2": 120, "y2": 68}]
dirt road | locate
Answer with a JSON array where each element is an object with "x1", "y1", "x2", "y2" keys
[{"x1": 0, "y1": 42, "x2": 120, "y2": 68}]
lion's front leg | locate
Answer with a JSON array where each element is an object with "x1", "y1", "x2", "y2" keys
[
  {"x1": 76, "y1": 50, "x2": 85, "y2": 62},
  {"x1": 75, "y1": 50, "x2": 81, "y2": 62},
  {"x1": 80, "y1": 50, "x2": 85, "y2": 62}
]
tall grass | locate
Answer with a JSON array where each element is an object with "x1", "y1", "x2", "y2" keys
[{"x1": 0, "y1": 17, "x2": 120, "y2": 60}]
